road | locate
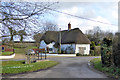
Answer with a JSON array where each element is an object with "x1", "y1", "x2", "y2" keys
[{"x1": 3, "y1": 56, "x2": 114, "y2": 79}]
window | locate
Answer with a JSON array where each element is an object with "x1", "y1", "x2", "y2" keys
[
  {"x1": 49, "y1": 48, "x2": 53, "y2": 51},
  {"x1": 84, "y1": 47, "x2": 86, "y2": 50}
]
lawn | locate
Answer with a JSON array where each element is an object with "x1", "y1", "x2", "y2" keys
[
  {"x1": 2, "y1": 60, "x2": 59, "y2": 75},
  {"x1": 90, "y1": 58, "x2": 120, "y2": 79},
  {"x1": 2, "y1": 52, "x2": 13, "y2": 56},
  {"x1": 14, "y1": 46, "x2": 37, "y2": 54}
]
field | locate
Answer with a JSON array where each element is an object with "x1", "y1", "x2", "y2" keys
[{"x1": 2, "y1": 42, "x2": 38, "y2": 56}]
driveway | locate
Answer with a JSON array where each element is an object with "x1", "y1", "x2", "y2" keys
[{"x1": 4, "y1": 56, "x2": 114, "y2": 79}]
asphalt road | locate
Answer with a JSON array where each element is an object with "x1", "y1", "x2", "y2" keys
[{"x1": 4, "y1": 56, "x2": 114, "y2": 79}]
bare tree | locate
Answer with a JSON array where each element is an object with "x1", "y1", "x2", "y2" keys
[
  {"x1": 86, "y1": 26, "x2": 115, "y2": 46},
  {"x1": 18, "y1": 29, "x2": 27, "y2": 42},
  {"x1": 41, "y1": 21, "x2": 59, "y2": 32},
  {"x1": 33, "y1": 21, "x2": 58, "y2": 48},
  {"x1": 86, "y1": 26, "x2": 105, "y2": 45},
  {"x1": 8, "y1": 27, "x2": 17, "y2": 41},
  {"x1": 33, "y1": 33, "x2": 43, "y2": 48},
  {"x1": 0, "y1": 2, "x2": 58, "y2": 39}
]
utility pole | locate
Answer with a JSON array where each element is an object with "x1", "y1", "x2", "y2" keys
[{"x1": 59, "y1": 28, "x2": 61, "y2": 54}]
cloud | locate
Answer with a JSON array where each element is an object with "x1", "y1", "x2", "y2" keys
[
  {"x1": 80, "y1": 16, "x2": 118, "y2": 32},
  {"x1": 54, "y1": 2, "x2": 118, "y2": 33},
  {"x1": 57, "y1": 10, "x2": 118, "y2": 33},
  {"x1": 112, "y1": 11, "x2": 118, "y2": 19}
]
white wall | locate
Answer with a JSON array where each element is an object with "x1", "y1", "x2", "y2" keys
[
  {"x1": 61, "y1": 44, "x2": 75, "y2": 53},
  {"x1": 75, "y1": 44, "x2": 90, "y2": 55},
  {"x1": 0, "y1": 53, "x2": 15, "y2": 59},
  {"x1": 47, "y1": 42, "x2": 55, "y2": 53},
  {"x1": 39, "y1": 40, "x2": 47, "y2": 49},
  {"x1": 39, "y1": 40, "x2": 90, "y2": 54}
]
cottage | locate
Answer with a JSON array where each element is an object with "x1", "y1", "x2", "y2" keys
[{"x1": 40, "y1": 23, "x2": 91, "y2": 55}]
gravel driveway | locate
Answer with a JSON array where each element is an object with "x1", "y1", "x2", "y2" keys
[{"x1": 4, "y1": 56, "x2": 115, "y2": 79}]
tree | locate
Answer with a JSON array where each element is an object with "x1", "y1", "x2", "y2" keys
[
  {"x1": 33, "y1": 33, "x2": 43, "y2": 43},
  {"x1": 18, "y1": 30, "x2": 27, "y2": 42},
  {"x1": 0, "y1": 2, "x2": 58, "y2": 41},
  {"x1": 41, "y1": 21, "x2": 59, "y2": 32},
  {"x1": 33, "y1": 33, "x2": 43, "y2": 48},
  {"x1": 8, "y1": 27, "x2": 17, "y2": 41},
  {"x1": 93, "y1": 27, "x2": 104, "y2": 45},
  {"x1": 86, "y1": 26, "x2": 105, "y2": 45}
]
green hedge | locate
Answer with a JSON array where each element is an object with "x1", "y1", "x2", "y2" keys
[{"x1": 101, "y1": 44, "x2": 112, "y2": 67}]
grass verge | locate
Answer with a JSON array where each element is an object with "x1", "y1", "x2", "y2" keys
[
  {"x1": 2, "y1": 52, "x2": 13, "y2": 56},
  {"x1": 14, "y1": 46, "x2": 37, "y2": 54},
  {"x1": 2, "y1": 60, "x2": 59, "y2": 75},
  {"x1": 90, "y1": 58, "x2": 120, "y2": 79}
]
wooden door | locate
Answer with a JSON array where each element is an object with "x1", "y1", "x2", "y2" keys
[{"x1": 79, "y1": 47, "x2": 84, "y2": 54}]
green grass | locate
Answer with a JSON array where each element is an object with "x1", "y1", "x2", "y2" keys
[
  {"x1": 2, "y1": 52, "x2": 13, "y2": 56},
  {"x1": 29, "y1": 46, "x2": 38, "y2": 49},
  {"x1": 90, "y1": 58, "x2": 120, "y2": 79},
  {"x1": 14, "y1": 48, "x2": 26, "y2": 54},
  {"x1": 14, "y1": 46, "x2": 37, "y2": 54},
  {"x1": 2, "y1": 60, "x2": 59, "y2": 75}
]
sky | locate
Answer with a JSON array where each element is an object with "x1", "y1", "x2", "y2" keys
[
  {"x1": 2, "y1": 0, "x2": 118, "y2": 41},
  {"x1": 25, "y1": 1, "x2": 119, "y2": 41},
  {"x1": 43, "y1": 1, "x2": 118, "y2": 33}
]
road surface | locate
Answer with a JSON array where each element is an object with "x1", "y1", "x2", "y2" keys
[{"x1": 3, "y1": 56, "x2": 114, "y2": 79}]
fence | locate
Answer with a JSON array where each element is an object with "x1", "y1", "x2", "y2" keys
[{"x1": 32, "y1": 48, "x2": 47, "y2": 60}]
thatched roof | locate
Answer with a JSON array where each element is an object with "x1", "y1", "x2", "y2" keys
[
  {"x1": 61, "y1": 28, "x2": 91, "y2": 44},
  {"x1": 40, "y1": 28, "x2": 91, "y2": 47},
  {"x1": 40, "y1": 31, "x2": 59, "y2": 44}
]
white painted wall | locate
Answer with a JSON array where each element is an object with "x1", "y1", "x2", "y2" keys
[
  {"x1": 39, "y1": 40, "x2": 47, "y2": 49},
  {"x1": 61, "y1": 44, "x2": 75, "y2": 53},
  {"x1": 75, "y1": 44, "x2": 90, "y2": 55},
  {"x1": 40, "y1": 40, "x2": 90, "y2": 54},
  {"x1": 47, "y1": 42, "x2": 55, "y2": 53},
  {"x1": 40, "y1": 40, "x2": 58, "y2": 53},
  {"x1": 0, "y1": 53, "x2": 15, "y2": 59}
]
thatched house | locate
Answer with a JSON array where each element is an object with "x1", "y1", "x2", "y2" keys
[{"x1": 40, "y1": 23, "x2": 91, "y2": 54}]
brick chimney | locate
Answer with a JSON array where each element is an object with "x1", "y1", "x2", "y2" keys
[{"x1": 68, "y1": 23, "x2": 71, "y2": 30}]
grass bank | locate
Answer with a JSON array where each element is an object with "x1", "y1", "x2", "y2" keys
[
  {"x1": 2, "y1": 60, "x2": 59, "y2": 75},
  {"x1": 2, "y1": 52, "x2": 13, "y2": 56},
  {"x1": 90, "y1": 58, "x2": 120, "y2": 79},
  {"x1": 14, "y1": 46, "x2": 37, "y2": 54}
]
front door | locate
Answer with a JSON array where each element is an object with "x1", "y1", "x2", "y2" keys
[{"x1": 79, "y1": 47, "x2": 84, "y2": 54}]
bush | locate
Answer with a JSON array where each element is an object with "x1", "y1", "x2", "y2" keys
[
  {"x1": 91, "y1": 58, "x2": 120, "y2": 79},
  {"x1": 90, "y1": 50, "x2": 94, "y2": 56},
  {"x1": 76, "y1": 53, "x2": 89, "y2": 56},
  {"x1": 14, "y1": 43, "x2": 27, "y2": 48},
  {"x1": 90, "y1": 41, "x2": 95, "y2": 50},
  {"x1": 112, "y1": 37, "x2": 120, "y2": 67},
  {"x1": 76, "y1": 53, "x2": 82, "y2": 56},
  {"x1": 101, "y1": 38, "x2": 113, "y2": 67},
  {"x1": 94, "y1": 46, "x2": 101, "y2": 56},
  {"x1": 101, "y1": 44, "x2": 112, "y2": 67}
]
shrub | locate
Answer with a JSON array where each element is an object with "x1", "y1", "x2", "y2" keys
[
  {"x1": 112, "y1": 36, "x2": 120, "y2": 67},
  {"x1": 76, "y1": 53, "x2": 89, "y2": 56},
  {"x1": 76, "y1": 53, "x2": 82, "y2": 56},
  {"x1": 101, "y1": 44, "x2": 112, "y2": 67},
  {"x1": 94, "y1": 46, "x2": 101, "y2": 56},
  {"x1": 90, "y1": 41, "x2": 95, "y2": 50},
  {"x1": 90, "y1": 50, "x2": 94, "y2": 56}
]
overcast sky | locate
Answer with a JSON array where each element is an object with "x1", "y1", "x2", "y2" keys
[
  {"x1": 42, "y1": 1, "x2": 118, "y2": 33},
  {"x1": 5, "y1": 0, "x2": 118, "y2": 41}
]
